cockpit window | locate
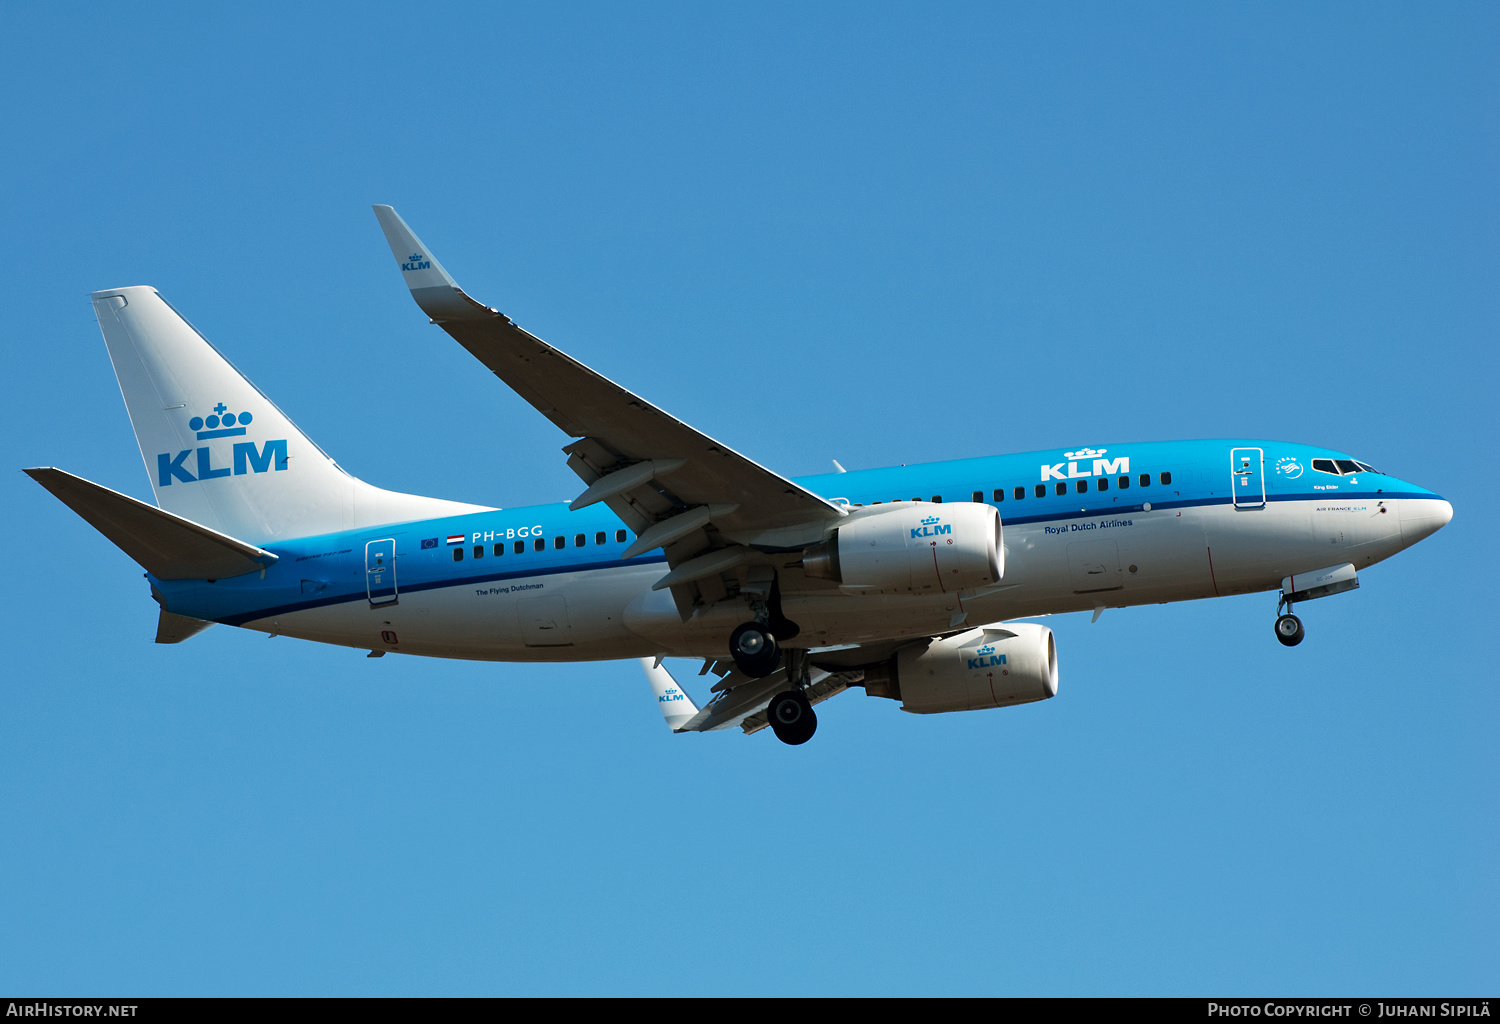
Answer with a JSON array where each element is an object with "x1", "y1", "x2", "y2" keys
[{"x1": 1313, "y1": 457, "x2": 1382, "y2": 476}]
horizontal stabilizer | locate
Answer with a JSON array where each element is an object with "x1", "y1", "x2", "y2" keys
[
  {"x1": 156, "y1": 609, "x2": 215, "y2": 644},
  {"x1": 25, "y1": 467, "x2": 277, "y2": 580}
]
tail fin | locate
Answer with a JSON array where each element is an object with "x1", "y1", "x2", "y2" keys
[{"x1": 90, "y1": 286, "x2": 485, "y2": 543}]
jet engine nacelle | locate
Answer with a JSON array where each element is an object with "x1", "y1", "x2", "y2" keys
[
  {"x1": 863, "y1": 622, "x2": 1057, "y2": 714},
  {"x1": 803, "y1": 501, "x2": 1002, "y2": 595}
]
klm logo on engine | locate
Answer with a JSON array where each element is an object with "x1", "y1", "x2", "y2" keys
[
  {"x1": 910, "y1": 515, "x2": 951, "y2": 539},
  {"x1": 967, "y1": 644, "x2": 1008, "y2": 670},
  {"x1": 1041, "y1": 446, "x2": 1130, "y2": 482},
  {"x1": 401, "y1": 251, "x2": 432, "y2": 272},
  {"x1": 157, "y1": 402, "x2": 287, "y2": 486}
]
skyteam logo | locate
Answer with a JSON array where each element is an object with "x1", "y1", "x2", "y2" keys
[
  {"x1": 156, "y1": 402, "x2": 287, "y2": 487},
  {"x1": 1276, "y1": 457, "x2": 1305, "y2": 479},
  {"x1": 910, "y1": 515, "x2": 951, "y2": 539},
  {"x1": 401, "y1": 252, "x2": 432, "y2": 272},
  {"x1": 1042, "y1": 446, "x2": 1130, "y2": 481}
]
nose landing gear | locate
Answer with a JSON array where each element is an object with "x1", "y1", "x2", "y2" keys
[
  {"x1": 1275, "y1": 613, "x2": 1305, "y2": 647},
  {"x1": 1274, "y1": 595, "x2": 1305, "y2": 647}
]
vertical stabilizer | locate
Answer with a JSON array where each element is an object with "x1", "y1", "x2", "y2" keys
[{"x1": 91, "y1": 286, "x2": 486, "y2": 543}]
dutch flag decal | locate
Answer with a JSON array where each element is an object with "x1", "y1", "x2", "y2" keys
[{"x1": 447, "y1": 534, "x2": 465, "y2": 546}]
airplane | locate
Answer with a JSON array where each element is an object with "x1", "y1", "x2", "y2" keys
[{"x1": 26, "y1": 206, "x2": 1454, "y2": 745}]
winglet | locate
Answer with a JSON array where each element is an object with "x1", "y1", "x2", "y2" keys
[
  {"x1": 640, "y1": 658, "x2": 700, "y2": 732},
  {"x1": 371, "y1": 205, "x2": 496, "y2": 322}
]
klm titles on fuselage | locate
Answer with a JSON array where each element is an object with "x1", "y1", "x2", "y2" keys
[{"x1": 1041, "y1": 448, "x2": 1129, "y2": 482}]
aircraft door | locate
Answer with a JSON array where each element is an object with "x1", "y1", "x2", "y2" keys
[
  {"x1": 365, "y1": 538, "x2": 398, "y2": 606},
  {"x1": 1230, "y1": 447, "x2": 1266, "y2": 510}
]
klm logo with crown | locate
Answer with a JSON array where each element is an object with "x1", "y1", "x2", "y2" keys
[
  {"x1": 156, "y1": 402, "x2": 288, "y2": 487},
  {"x1": 967, "y1": 643, "x2": 1009, "y2": 670},
  {"x1": 401, "y1": 252, "x2": 432, "y2": 272},
  {"x1": 910, "y1": 514, "x2": 951, "y2": 540},
  {"x1": 189, "y1": 402, "x2": 252, "y2": 439}
]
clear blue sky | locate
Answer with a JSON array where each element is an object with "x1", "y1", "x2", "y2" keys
[{"x1": 2, "y1": 2, "x2": 1495, "y2": 995}]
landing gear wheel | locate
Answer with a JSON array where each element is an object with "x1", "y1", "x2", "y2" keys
[
  {"x1": 768, "y1": 689, "x2": 817, "y2": 745},
  {"x1": 1275, "y1": 613, "x2": 1305, "y2": 647},
  {"x1": 729, "y1": 622, "x2": 781, "y2": 677}
]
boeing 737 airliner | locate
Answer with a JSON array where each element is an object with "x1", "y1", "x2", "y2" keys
[{"x1": 27, "y1": 206, "x2": 1453, "y2": 744}]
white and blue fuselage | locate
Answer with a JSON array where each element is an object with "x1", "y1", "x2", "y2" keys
[{"x1": 152, "y1": 439, "x2": 1450, "y2": 662}]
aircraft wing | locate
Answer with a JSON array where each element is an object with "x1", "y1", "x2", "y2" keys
[{"x1": 372, "y1": 207, "x2": 845, "y2": 567}]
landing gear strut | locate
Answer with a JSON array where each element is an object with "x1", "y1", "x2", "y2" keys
[{"x1": 1274, "y1": 596, "x2": 1305, "y2": 647}]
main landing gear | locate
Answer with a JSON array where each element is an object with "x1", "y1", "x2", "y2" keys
[
  {"x1": 767, "y1": 688, "x2": 817, "y2": 746},
  {"x1": 728, "y1": 615, "x2": 818, "y2": 745},
  {"x1": 729, "y1": 621, "x2": 780, "y2": 677},
  {"x1": 1274, "y1": 596, "x2": 1305, "y2": 647}
]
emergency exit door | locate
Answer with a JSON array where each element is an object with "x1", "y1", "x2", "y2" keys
[
  {"x1": 365, "y1": 539, "x2": 398, "y2": 606},
  {"x1": 1230, "y1": 448, "x2": 1266, "y2": 509}
]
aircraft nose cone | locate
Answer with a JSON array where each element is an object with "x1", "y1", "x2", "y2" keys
[{"x1": 1399, "y1": 497, "x2": 1454, "y2": 546}]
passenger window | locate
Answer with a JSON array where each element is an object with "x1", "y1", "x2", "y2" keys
[
  {"x1": 1139, "y1": 474, "x2": 1150, "y2": 487},
  {"x1": 1014, "y1": 486, "x2": 1025, "y2": 501},
  {"x1": 1118, "y1": 475, "x2": 1129, "y2": 489},
  {"x1": 473, "y1": 545, "x2": 483, "y2": 558},
  {"x1": 932, "y1": 495, "x2": 942, "y2": 503},
  {"x1": 1035, "y1": 484, "x2": 1046, "y2": 498},
  {"x1": 595, "y1": 531, "x2": 606, "y2": 545},
  {"x1": 972, "y1": 491, "x2": 983, "y2": 503},
  {"x1": 912, "y1": 497, "x2": 921, "y2": 503},
  {"x1": 574, "y1": 534, "x2": 585, "y2": 547},
  {"x1": 514, "y1": 540, "x2": 525, "y2": 554},
  {"x1": 1097, "y1": 478, "x2": 1108, "y2": 491},
  {"x1": 1055, "y1": 482, "x2": 1067, "y2": 496},
  {"x1": 615, "y1": 529, "x2": 628, "y2": 543},
  {"x1": 453, "y1": 548, "x2": 464, "y2": 562},
  {"x1": 1160, "y1": 472, "x2": 1172, "y2": 485},
  {"x1": 493, "y1": 544, "x2": 504, "y2": 557},
  {"x1": 1076, "y1": 480, "x2": 1088, "y2": 494},
  {"x1": 554, "y1": 536, "x2": 565, "y2": 549},
  {"x1": 1335, "y1": 460, "x2": 1360, "y2": 475},
  {"x1": 992, "y1": 489, "x2": 1005, "y2": 502},
  {"x1": 534, "y1": 538, "x2": 545, "y2": 552}
]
